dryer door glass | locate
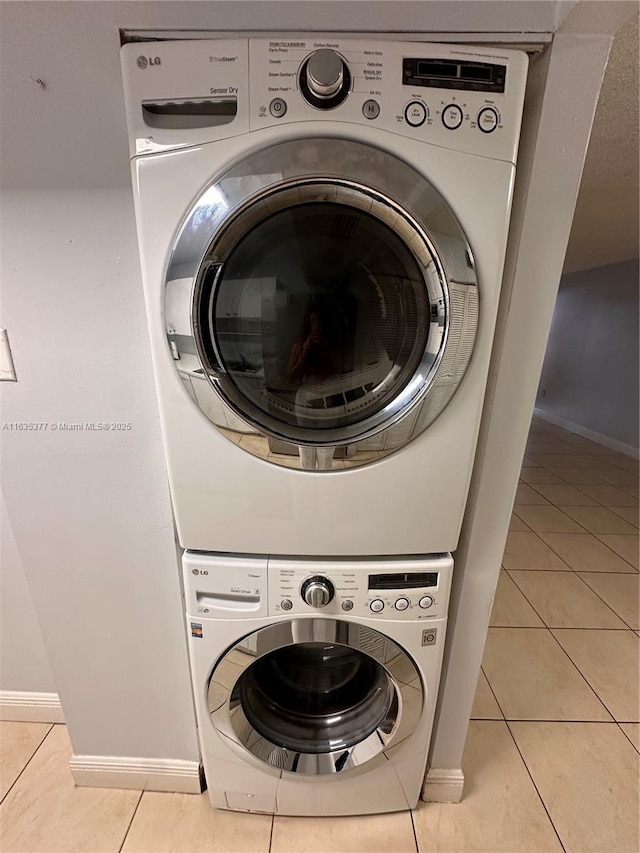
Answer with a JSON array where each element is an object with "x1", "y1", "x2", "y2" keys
[{"x1": 198, "y1": 198, "x2": 433, "y2": 443}]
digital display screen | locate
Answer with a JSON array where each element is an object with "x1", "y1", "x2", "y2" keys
[
  {"x1": 369, "y1": 572, "x2": 439, "y2": 590},
  {"x1": 403, "y1": 58, "x2": 505, "y2": 93},
  {"x1": 417, "y1": 61, "x2": 458, "y2": 79}
]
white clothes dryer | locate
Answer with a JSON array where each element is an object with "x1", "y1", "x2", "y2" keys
[
  {"x1": 121, "y1": 38, "x2": 528, "y2": 555},
  {"x1": 183, "y1": 550, "x2": 453, "y2": 815}
]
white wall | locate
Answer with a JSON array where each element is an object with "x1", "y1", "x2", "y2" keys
[
  {"x1": 536, "y1": 258, "x2": 640, "y2": 451},
  {"x1": 0, "y1": 487, "x2": 56, "y2": 694},
  {"x1": 0, "y1": 189, "x2": 199, "y2": 761}
]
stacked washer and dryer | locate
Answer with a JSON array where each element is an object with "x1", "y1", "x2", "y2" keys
[{"x1": 121, "y1": 37, "x2": 527, "y2": 816}]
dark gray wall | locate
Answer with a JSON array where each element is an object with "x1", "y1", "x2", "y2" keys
[{"x1": 536, "y1": 258, "x2": 639, "y2": 449}]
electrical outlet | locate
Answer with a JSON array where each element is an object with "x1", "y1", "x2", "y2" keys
[{"x1": 0, "y1": 329, "x2": 17, "y2": 381}]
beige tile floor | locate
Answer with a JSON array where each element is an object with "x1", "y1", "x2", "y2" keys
[{"x1": 1, "y1": 417, "x2": 638, "y2": 852}]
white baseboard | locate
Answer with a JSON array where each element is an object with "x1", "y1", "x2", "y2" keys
[
  {"x1": 421, "y1": 768, "x2": 465, "y2": 804},
  {"x1": 69, "y1": 754, "x2": 203, "y2": 794},
  {"x1": 0, "y1": 691, "x2": 65, "y2": 723},
  {"x1": 534, "y1": 407, "x2": 639, "y2": 460}
]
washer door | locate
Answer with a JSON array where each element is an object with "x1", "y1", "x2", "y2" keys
[
  {"x1": 167, "y1": 138, "x2": 478, "y2": 469},
  {"x1": 207, "y1": 619, "x2": 423, "y2": 776}
]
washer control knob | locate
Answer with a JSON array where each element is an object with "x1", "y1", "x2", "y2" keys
[
  {"x1": 395, "y1": 597, "x2": 410, "y2": 611},
  {"x1": 306, "y1": 49, "x2": 344, "y2": 98},
  {"x1": 370, "y1": 598, "x2": 385, "y2": 613},
  {"x1": 419, "y1": 595, "x2": 434, "y2": 609},
  {"x1": 301, "y1": 576, "x2": 335, "y2": 608}
]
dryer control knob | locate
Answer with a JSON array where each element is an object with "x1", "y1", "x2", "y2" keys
[
  {"x1": 301, "y1": 576, "x2": 335, "y2": 608},
  {"x1": 301, "y1": 50, "x2": 350, "y2": 109},
  {"x1": 307, "y1": 49, "x2": 344, "y2": 97}
]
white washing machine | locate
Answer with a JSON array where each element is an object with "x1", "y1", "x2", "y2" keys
[
  {"x1": 183, "y1": 550, "x2": 453, "y2": 815},
  {"x1": 121, "y1": 38, "x2": 528, "y2": 555}
]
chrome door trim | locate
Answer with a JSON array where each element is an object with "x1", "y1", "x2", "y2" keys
[
  {"x1": 207, "y1": 618, "x2": 424, "y2": 776},
  {"x1": 166, "y1": 137, "x2": 479, "y2": 469},
  {"x1": 192, "y1": 178, "x2": 446, "y2": 446}
]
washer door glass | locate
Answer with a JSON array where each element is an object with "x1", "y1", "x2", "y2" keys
[
  {"x1": 238, "y1": 642, "x2": 393, "y2": 754},
  {"x1": 199, "y1": 198, "x2": 432, "y2": 442},
  {"x1": 207, "y1": 619, "x2": 423, "y2": 776}
]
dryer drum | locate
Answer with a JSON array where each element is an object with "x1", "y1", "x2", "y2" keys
[{"x1": 236, "y1": 642, "x2": 395, "y2": 754}]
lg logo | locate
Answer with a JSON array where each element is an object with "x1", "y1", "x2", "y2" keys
[{"x1": 137, "y1": 55, "x2": 161, "y2": 69}]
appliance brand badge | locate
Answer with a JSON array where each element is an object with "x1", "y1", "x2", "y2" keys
[
  {"x1": 137, "y1": 55, "x2": 161, "y2": 69},
  {"x1": 191, "y1": 622, "x2": 203, "y2": 638}
]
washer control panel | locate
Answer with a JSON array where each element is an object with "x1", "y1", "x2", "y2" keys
[
  {"x1": 121, "y1": 38, "x2": 528, "y2": 163},
  {"x1": 183, "y1": 552, "x2": 453, "y2": 621},
  {"x1": 269, "y1": 554, "x2": 453, "y2": 620}
]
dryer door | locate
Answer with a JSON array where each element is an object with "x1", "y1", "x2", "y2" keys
[
  {"x1": 207, "y1": 619, "x2": 423, "y2": 776},
  {"x1": 167, "y1": 138, "x2": 478, "y2": 469}
]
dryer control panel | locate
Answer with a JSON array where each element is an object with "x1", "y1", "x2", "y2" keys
[
  {"x1": 121, "y1": 37, "x2": 528, "y2": 162},
  {"x1": 249, "y1": 39, "x2": 527, "y2": 162},
  {"x1": 183, "y1": 551, "x2": 453, "y2": 622}
]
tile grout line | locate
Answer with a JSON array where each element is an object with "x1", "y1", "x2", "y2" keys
[
  {"x1": 499, "y1": 558, "x2": 626, "y2": 721},
  {"x1": 507, "y1": 565, "x2": 626, "y2": 631},
  {"x1": 501, "y1": 718, "x2": 632, "y2": 724},
  {"x1": 480, "y1": 665, "x2": 506, "y2": 720},
  {"x1": 505, "y1": 522, "x2": 576, "y2": 572},
  {"x1": 267, "y1": 813, "x2": 275, "y2": 853},
  {"x1": 484, "y1": 619, "x2": 617, "y2": 723},
  {"x1": 591, "y1": 532, "x2": 640, "y2": 571},
  {"x1": 0, "y1": 722, "x2": 53, "y2": 806},
  {"x1": 501, "y1": 570, "x2": 550, "y2": 625},
  {"x1": 607, "y1": 505, "x2": 640, "y2": 530},
  {"x1": 616, "y1": 722, "x2": 640, "y2": 755},
  {"x1": 572, "y1": 572, "x2": 636, "y2": 631},
  {"x1": 544, "y1": 628, "x2": 619, "y2": 722},
  {"x1": 409, "y1": 806, "x2": 420, "y2": 853},
  {"x1": 504, "y1": 720, "x2": 567, "y2": 853},
  {"x1": 516, "y1": 480, "x2": 638, "y2": 573},
  {"x1": 117, "y1": 789, "x2": 144, "y2": 853},
  {"x1": 492, "y1": 624, "x2": 635, "y2": 630}
]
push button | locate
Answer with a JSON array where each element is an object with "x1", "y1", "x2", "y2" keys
[
  {"x1": 419, "y1": 595, "x2": 434, "y2": 609},
  {"x1": 442, "y1": 104, "x2": 463, "y2": 130},
  {"x1": 362, "y1": 99, "x2": 380, "y2": 120},
  {"x1": 394, "y1": 597, "x2": 410, "y2": 611},
  {"x1": 404, "y1": 101, "x2": 427, "y2": 127},
  {"x1": 370, "y1": 598, "x2": 385, "y2": 613},
  {"x1": 478, "y1": 107, "x2": 499, "y2": 133},
  {"x1": 269, "y1": 98, "x2": 287, "y2": 118}
]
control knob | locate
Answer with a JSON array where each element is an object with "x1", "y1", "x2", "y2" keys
[
  {"x1": 301, "y1": 575, "x2": 335, "y2": 608},
  {"x1": 300, "y1": 49, "x2": 351, "y2": 109}
]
